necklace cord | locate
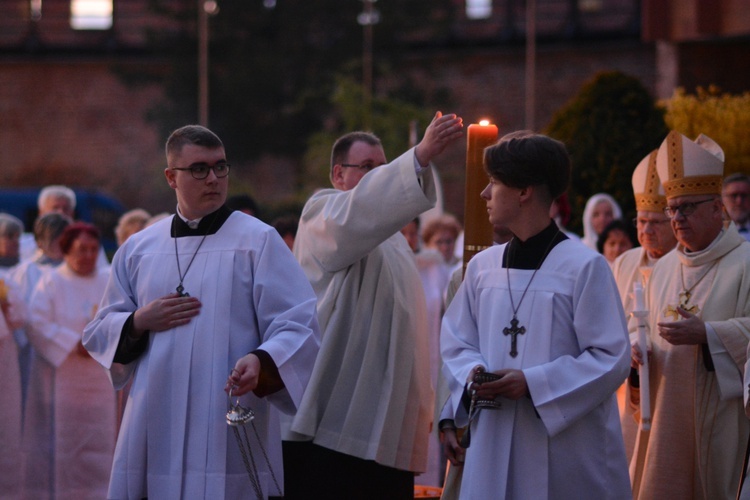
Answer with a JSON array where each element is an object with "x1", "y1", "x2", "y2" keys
[
  {"x1": 174, "y1": 211, "x2": 220, "y2": 293},
  {"x1": 679, "y1": 260, "x2": 719, "y2": 298},
  {"x1": 506, "y1": 230, "x2": 561, "y2": 317}
]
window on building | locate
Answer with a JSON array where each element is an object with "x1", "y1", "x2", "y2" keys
[
  {"x1": 466, "y1": 0, "x2": 492, "y2": 20},
  {"x1": 70, "y1": 0, "x2": 113, "y2": 30},
  {"x1": 30, "y1": 0, "x2": 42, "y2": 21}
]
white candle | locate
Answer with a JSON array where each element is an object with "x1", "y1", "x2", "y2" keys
[
  {"x1": 632, "y1": 281, "x2": 651, "y2": 431},
  {"x1": 634, "y1": 281, "x2": 645, "y2": 312}
]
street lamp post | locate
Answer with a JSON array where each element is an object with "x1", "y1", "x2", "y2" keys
[
  {"x1": 358, "y1": 0, "x2": 380, "y2": 130},
  {"x1": 525, "y1": 0, "x2": 536, "y2": 131},
  {"x1": 198, "y1": 1, "x2": 208, "y2": 126},
  {"x1": 198, "y1": 1, "x2": 219, "y2": 127}
]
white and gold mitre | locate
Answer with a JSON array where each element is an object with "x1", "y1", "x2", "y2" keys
[
  {"x1": 655, "y1": 130, "x2": 725, "y2": 199},
  {"x1": 632, "y1": 150, "x2": 666, "y2": 212}
]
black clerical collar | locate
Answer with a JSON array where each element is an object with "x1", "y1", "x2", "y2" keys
[
  {"x1": 502, "y1": 220, "x2": 568, "y2": 270},
  {"x1": 171, "y1": 205, "x2": 232, "y2": 237}
]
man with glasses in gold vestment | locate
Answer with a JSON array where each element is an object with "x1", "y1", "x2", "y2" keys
[{"x1": 630, "y1": 131, "x2": 750, "y2": 499}]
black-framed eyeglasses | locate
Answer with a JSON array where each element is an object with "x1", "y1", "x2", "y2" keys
[
  {"x1": 632, "y1": 217, "x2": 671, "y2": 227},
  {"x1": 340, "y1": 162, "x2": 381, "y2": 173},
  {"x1": 663, "y1": 198, "x2": 714, "y2": 218},
  {"x1": 171, "y1": 163, "x2": 231, "y2": 180}
]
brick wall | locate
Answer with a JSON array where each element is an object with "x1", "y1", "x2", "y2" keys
[{"x1": 0, "y1": 59, "x2": 169, "y2": 211}]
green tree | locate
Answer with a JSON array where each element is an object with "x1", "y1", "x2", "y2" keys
[
  {"x1": 137, "y1": 0, "x2": 452, "y2": 164},
  {"x1": 544, "y1": 71, "x2": 668, "y2": 233},
  {"x1": 301, "y1": 75, "x2": 436, "y2": 197}
]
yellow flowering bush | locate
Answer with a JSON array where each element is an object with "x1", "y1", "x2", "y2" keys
[{"x1": 661, "y1": 87, "x2": 750, "y2": 175}]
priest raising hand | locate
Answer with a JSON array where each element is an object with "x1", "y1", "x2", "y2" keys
[{"x1": 284, "y1": 112, "x2": 463, "y2": 499}]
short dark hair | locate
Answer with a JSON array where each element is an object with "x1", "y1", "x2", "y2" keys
[
  {"x1": 166, "y1": 125, "x2": 224, "y2": 166},
  {"x1": 226, "y1": 194, "x2": 259, "y2": 216},
  {"x1": 59, "y1": 222, "x2": 100, "y2": 255},
  {"x1": 723, "y1": 172, "x2": 750, "y2": 188},
  {"x1": 34, "y1": 212, "x2": 72, "y2": 246},
  {"x1": 484, "y1": 131, "x2": 571, "y2": 203},
  {"x1": 272, "y1": 214, "x2": 299, "y2": 239},
  {"x1": 596, "y1": 219, "x2": 638, "y2": 254},
  {"x1": 330, "y1": 131, "x2": 381, "y2": 180},
  {"x1": 0, "y1": 213, "x2": 23, "y2": 237}
]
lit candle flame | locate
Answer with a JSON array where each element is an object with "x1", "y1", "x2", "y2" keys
[{"x1": 479, "y1": 119, "x2": 490, "y2": 126}]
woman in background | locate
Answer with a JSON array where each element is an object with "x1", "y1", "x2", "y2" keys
[
  {"x1": 0, "y1": 213, "x2": 24, "y2": 269},
  {"x1": 415, "y1": 213, "x2": 463, "y2": 487},
  {"x1": 0, "y1": 270, "x2": 25, "y2": 499},
  {"x1": 597, "y1": 219, "x2": 638, "y2": 268},
  {"x1": 115, "y1": 208, "x2": 151, "y2": 247},
  {"x1": 8, "y1": 213, "x2": 72, "y2": 407},
  {"x1": 581, "y1": 193, "x2": 622, "y2": 250},
  {"x1": 22, "y1": 222, "x2": 114, "y2": 500}
]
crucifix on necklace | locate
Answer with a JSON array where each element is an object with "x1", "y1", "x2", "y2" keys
[
  {"x1": 664, "y1": 262, "x2": 716, "y2": 320},
  {"x1": 503, "y1": 317, "x2": 526, "y2": 358},
  {"x1": 173, "y1": 213, "x2": 218, "y2": 298},
  {"x1": 502, "y1": 231, "x2": 560, "y2": 358}
]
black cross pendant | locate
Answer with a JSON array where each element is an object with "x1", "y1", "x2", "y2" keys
[
  {"x1": 503, "y1": 317, "x2": 526, "y2": 358},
  {"x1": 176, "y1": 284, "x2": 190, "y2": 297}
]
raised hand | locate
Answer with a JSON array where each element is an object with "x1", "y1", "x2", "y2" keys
[{"x1": 415, "y1": 111, "x2": 464, "y2": 167}]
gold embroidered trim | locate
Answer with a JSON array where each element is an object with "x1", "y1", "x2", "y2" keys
[
  {"x1": 667, "y1": 131, "x2": 684, "y2": 182},
  {"x1": 635, "y1": 194, "x2": 666, "y2": 212},
  {"x1": 663, "y1": 175, "x2": 723, "y2": 197},
  {"x1": 635, "y1": 151, "x2": 665, "y2": 210}
]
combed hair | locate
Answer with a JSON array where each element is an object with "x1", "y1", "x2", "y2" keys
[
  {"x1": 165, "y1": 125, "x2": 224, "y2": 166},
  {"x1": 38, "y1": 185, "x2": 76, "y2": 211},
  {"x1": 34, "y1": 213, "x2": 72, "y2": 246},
  {"x1": 723, "y1": 172, "x2": 750, "y2": 187},
  {"x1": 115, "y1": 208, "x2": 151, "y2": 245},
  {"x1": 484, "y1": 131, "x2": 571, "y2": 202},
  {"x1": 329, "y1": 131, "x2": 381, "y2": 180},
  {"x1": 0, "y1": 213, "x2": 24, "y2": 236}
]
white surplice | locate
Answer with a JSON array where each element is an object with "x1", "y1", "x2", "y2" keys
[
  {"x1": 287, "y1": 148, "x2": 436, "y2": 473},
  {"x1": 441, "y1": 240, "x2": 631, "y2": 499},
  {"x1": 7, "y1": 255, "x2": 52, "y2": 407},
  {"x1": 83, "y1": 210, "x2": 320, "y2": 499},
  {"x1": 22, "y1": 263, "x2": 114, "y2": 500},
  {"x1": 0, "y1": 272, "x2": 25, "y2": 499}
]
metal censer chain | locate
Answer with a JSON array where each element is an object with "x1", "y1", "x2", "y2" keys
[{"x1": 226, "y1": 388, "x2": 282, "y2": 497}]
